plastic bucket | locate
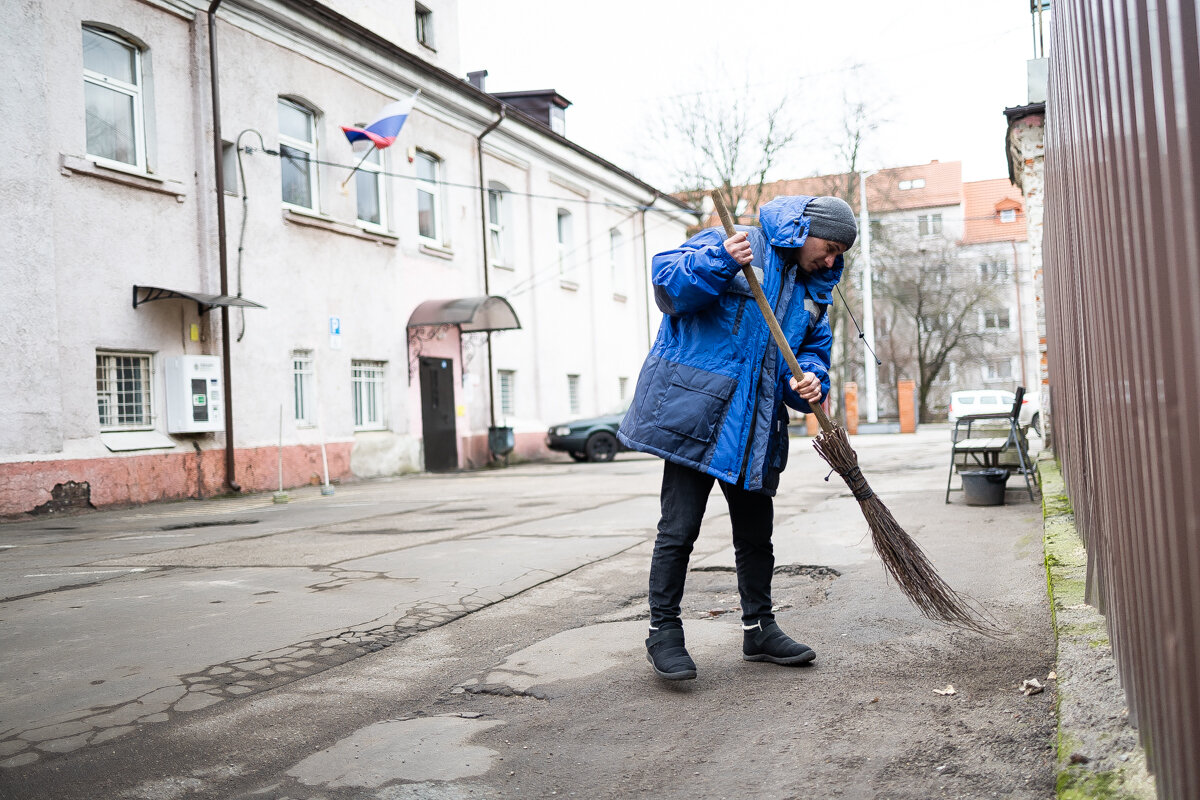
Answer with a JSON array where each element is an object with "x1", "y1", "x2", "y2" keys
[{"x1": 960, "y1": 468, "x2": 1009, "y2": 506}]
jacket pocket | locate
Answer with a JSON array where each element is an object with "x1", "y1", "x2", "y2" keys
[{"x1": 653, "y1": 362, "x2": 738, "y2": 446}]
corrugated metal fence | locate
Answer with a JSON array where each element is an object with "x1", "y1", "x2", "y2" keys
[{"x1": 1043, "y1": 1, "x2": 1199, "y2": 797}]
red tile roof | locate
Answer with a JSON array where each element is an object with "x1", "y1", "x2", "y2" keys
[
  {"x1": 693, "y1": 161, "x2": 965, "y2": 229},
  {"x1": 961, "y1": 178, "x2": 1027, "y2": 243}
]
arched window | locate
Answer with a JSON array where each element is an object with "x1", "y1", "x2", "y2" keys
[
  {"x1": 278, "y1": 97, "x2": 319, "y2": 210},
  {"x1": 83, "y1": 26, "x2": 146, "y2": 168}
]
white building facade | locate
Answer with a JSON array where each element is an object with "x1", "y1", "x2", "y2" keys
[{"x1": 0, "y1": 0, "x2": 695, "y2": 514}]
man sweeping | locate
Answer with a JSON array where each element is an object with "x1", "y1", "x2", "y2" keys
[{"x1": 617, "y1": 195, "x2": 858, "y2": 681}]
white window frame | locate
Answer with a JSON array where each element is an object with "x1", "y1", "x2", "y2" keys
[
  {"x1": 355, "y1": 145, "x2": 387, "y2": 229},
  {"x1": 557, "y1": 209, "x2": 573, "y2": 276},
  {"x1": 999, "y1": 208, "x2": 1017, "y2": 223},
  {"x1": 498, "y1": 369, "x2": 515, "y2": 417},
  {"x1": 83, "y1": 27, "x2": 146, "y2": 170},
  {"x1": 567, "y1": 374, "x2": 581, "y2": 415},
  {"x1": 618, "y1": 376, "x2": 629, "y2": 402},
  {"x1": 278, "y1": 98, "x2": 319, "y2": 211},
  {"x1": 985, "y1": 359, "x2": 1016, "y2": 381},
  {"x1": 292, "y1": 350, "x2": 315, "y2": 427},
  {"x1": 898, "y1": 178, "x2": 925, "y2": 190},
  {"x1": 609, "y1": 227, "x2": 627, "y2": 297},
  {"x1": 96, "y1": 351, "x2": 154, "y2": 431},
  {"x1": 415, "y1": 150, "x2": 443, "y2": 244},
  {"x1": 415, "y1": 3, "x2": 434, "y2": 49},
  {"x1": 979, "y1": 260, "x2": 1010, "y2": 282},
  {"x1": 981, "y1": 308, "x2": 1012, "y2": 331},
  {"x1": 918, "y1": 213, "x2": 943, "y2": 237},
  {"x1": 351, "y1": 360, "x2": 387, "y2": 431},
  {"x1": 488, "y1": 184, "x2": 508, "y2": 268}
]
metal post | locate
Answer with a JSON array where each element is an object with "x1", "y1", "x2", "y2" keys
[{"x1": 859, "y1": 170, "x2": 878, "y2": 423}]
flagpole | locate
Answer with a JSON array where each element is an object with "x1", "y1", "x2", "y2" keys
[{"x1": 339, "y1": 144, "x2": 377, "y2": 190}]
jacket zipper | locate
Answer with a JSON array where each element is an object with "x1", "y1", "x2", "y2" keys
[{"x1": 738, "y1": 267, "x2": 790, "y2": 487}]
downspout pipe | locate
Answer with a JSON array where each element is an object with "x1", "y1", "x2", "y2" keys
[
  {"x1": 476, "y1": 105, "x2": 505, "y2": 430},
  {"x1": 639, "y1": 191, "x2": 659, "y2": 349},
  {"x1": 208, "y1": 0, "x2": 240, "y2": 492}
]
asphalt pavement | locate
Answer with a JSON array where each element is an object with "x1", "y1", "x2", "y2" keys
[{"x1": 0, "y1": 426, "x2": 1056, "y2": 799}]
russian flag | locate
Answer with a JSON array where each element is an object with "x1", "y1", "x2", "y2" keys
[{"x1": 341, "y1": 92, "x2": 419, "y2": 150}]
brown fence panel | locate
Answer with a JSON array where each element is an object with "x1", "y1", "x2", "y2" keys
[{"x1": 1043, "y1": 1, "x2": 1200, "y2": 797}]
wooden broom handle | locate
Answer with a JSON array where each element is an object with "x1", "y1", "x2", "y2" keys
[{"x1": 710, "y1": 190, "x2": 834, "y2": 433}]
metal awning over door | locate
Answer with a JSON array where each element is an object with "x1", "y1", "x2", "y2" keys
[{"x1": 405, "y1": 296, "x2": 521, "y2": 332}]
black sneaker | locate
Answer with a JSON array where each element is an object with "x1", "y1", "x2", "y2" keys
[
  {"x1": 742, "y1": 621, "x2": 816, "y2": 665},
  {"x1": 646, "y1": 628, "x2": 697, "y2": 680}
]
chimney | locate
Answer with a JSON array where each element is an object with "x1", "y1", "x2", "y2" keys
[{"x1": 467, "y1": 70, "x2": 488, "y2": 91}]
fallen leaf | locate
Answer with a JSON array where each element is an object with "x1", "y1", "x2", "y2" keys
[
  {"x1": 1021, "y1": 678, "x2": 1044, "y2": 696},
  {"x1": 1047, "y1": 671, "x2": 1057, "y2": 681},
  {"x1": 870, "y1": 697, "x2": 880, "y2": 703},
  {"x1": 933, "y1": 685, "x2": 957, "y2": 696},
  {"x1": 1069, "y1": 753, "x2": 1090, "y2": 764}
]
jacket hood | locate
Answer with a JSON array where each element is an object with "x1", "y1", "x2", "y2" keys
[{"x1": 759, "y1": 195, "x2": 845, "y2": 301}]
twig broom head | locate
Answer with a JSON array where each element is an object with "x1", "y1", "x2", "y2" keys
[{"x1": 813, "y1": 424, "x2": 1000, "y2": 636}]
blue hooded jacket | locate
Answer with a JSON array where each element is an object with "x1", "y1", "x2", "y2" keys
[{"x1": 617, "y1": 196, "x2": 844, "y2": 495}]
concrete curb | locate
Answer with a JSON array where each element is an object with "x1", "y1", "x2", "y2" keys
[{"x1": 1038, "y1": 458, "x2": 1157, "y2": 799}]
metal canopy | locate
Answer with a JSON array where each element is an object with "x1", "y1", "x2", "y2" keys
[
  {"x1": 406, "y1": 296, "x2": 521, "y2": 332},
  {"x1": 132, "y1": 285, "x2": 267, "y2": 315}
]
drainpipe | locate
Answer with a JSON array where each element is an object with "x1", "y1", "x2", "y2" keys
[
  {"x1": 208, "y1": 0, "x2": 240, "y2": 492},
  {"x1": 639, "y1": 191, "x2": 659, "y2": 349},
  {"x1": 476, "y1": 105, "x2": 505, "y2": 429}
]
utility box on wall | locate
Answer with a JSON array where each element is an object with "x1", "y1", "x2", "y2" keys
[{"x1": 164, "y1": 355, "x2": 224, "y2": 433}]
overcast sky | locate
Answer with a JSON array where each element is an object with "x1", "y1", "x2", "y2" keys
[{"x1": 457, "y1": 0, "x2": 1046, "y2": 190}]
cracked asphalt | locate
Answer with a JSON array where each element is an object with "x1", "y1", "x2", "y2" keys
[{"x1": 0, "y1": 427, "x2": 1056, "y2": 799}]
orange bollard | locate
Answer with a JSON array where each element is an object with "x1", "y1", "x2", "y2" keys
[
  {"x1": 844, "y1": 382, "x2": 859, "y2": 435},
  {"x1": 898, "y1": 379, "x2": 917, "y2": 433}
]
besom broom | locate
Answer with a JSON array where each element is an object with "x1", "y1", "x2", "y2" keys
[{"x1": 710, "y1": 190, "x2": 994, "y2": 634}]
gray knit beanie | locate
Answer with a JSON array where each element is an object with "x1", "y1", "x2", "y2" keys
[{"x1": 805, "y1": 196, "x2": 858, "y2": 248}]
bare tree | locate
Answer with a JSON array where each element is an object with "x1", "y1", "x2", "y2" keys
[
  {"x1": 650, "y1": 81, "x2": 796, "y2": 227},
  {"x1": 874, "y1": 234, "x2": 1008, "y2": 422}
]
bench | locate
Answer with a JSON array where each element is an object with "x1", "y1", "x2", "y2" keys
[{"x1": 945, "y1": 387, "x2": 1035, "y2": 503}]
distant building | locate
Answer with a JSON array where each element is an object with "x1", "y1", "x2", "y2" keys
[
  {"x1": 695, "y1": 160, "x2": 1036, "y2": 421},
  {"x1": 0, "y1": 0, "x2": 695, "y2": 515}
]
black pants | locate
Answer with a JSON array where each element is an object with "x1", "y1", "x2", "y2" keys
[{"x1": 649, "y1": 459, "x2": 775, "y2": 629}]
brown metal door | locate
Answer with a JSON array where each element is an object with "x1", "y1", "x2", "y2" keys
[{"x1": 418, "y1": 356, "x2": 457, "y2": 472}]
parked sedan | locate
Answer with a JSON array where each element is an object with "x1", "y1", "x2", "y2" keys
[
  {"x1": 546, "y1": 405, "x2": 629, "y2": 462},
  {"x1": 948, "y1": 389, "x2": 1041, "y2": 434}
]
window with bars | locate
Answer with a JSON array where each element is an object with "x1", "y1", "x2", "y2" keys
[
  {"x1": 352, "y1": 360, "x2": 386, "y2": 430},
  {"x1": 567, "y1": 374, "x2": 581, "y2": 415},
  {"x1": 278, "y1": 98, "x2": 319, "y2": 210},
  {"x1": 498, "y1": 369, "x2": 515, "y2": 417},
  {"x1": 292, "y1": 350, "x2": 314, "y2": 426},
  {"x1": 83, "y1": 27, "x2": 146, "y2": 169},
  {"x1": 619, "y1": 376, "x2": 629, "y2": 402},
  {"x1": 96, "y1": 351, "x2": 153, "y2": 430}
]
